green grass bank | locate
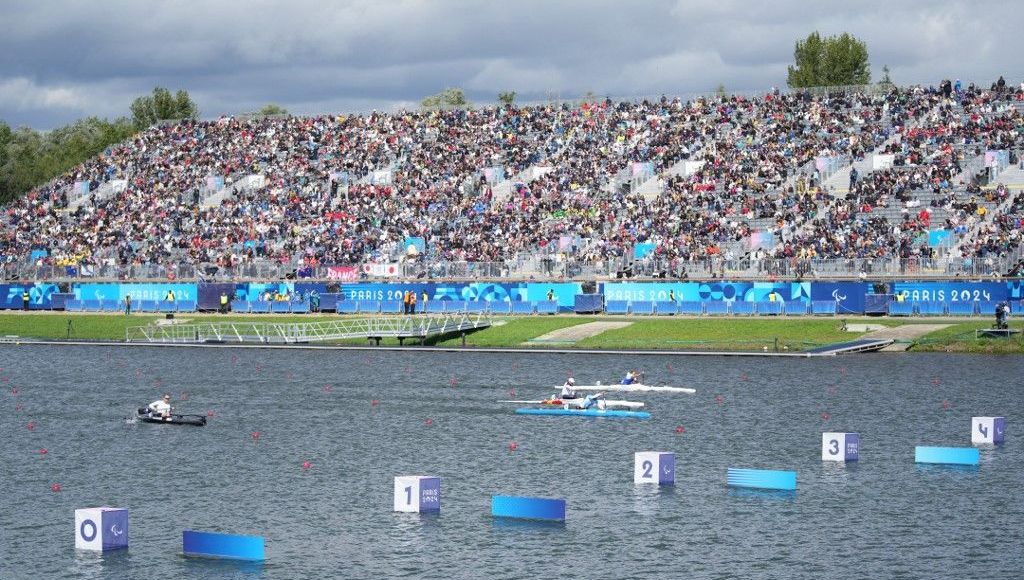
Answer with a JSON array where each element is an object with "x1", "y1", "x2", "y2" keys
[{"x1": 2, "y1": 312, "x2": 1021, "y2": 353}]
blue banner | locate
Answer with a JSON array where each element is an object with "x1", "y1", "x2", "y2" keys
[
  {"x1": 336, "y1": 282, "x2": 580, "y2": 310},
  {"x1": 601, "y1": 282, "x2": 809, "y2": 303},
  {"x1": 890, "y1": 281, "x2": 1009, "y2": 302},
  {"x1": 74, "y1": 283, "x2": 197, "y2": 302},
  {"x1": 633, "y1": 243, "x2": 656, "y2": 259},
  {"x1": 0, "y1": 283, "x2": 61, "y2": 309},
  {"x1": 810, "y1": 282, "x2": 868, "y2": 314}
]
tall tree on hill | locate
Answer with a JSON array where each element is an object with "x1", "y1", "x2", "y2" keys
[
  {"x1": 256, "y1": 103, "x2": 289, "y2": 117},
  {"x1": 130, "y1": 87, "x2": 199, "y2": 129},
  {"x1": 787, "y1": 32, "x2": 871, "y2": 88},
  {"x1": 421, "y1": 88, "x2": 469, "y2": 110},
  {"x1": 0, "y1": 116, "x2": 136, "y2": 204},
  {"x1": 498, "y1": 91, "x2": 516, "y2": 106}
]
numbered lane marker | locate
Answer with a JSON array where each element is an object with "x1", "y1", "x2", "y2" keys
[
  {"x1": 393, "y1": 476, "x2": 441, "y2": 513},
  {"x1": 75, "y1": 507, "x2": 128, "y2": 551},
  {"x1": 971, "y1": 417, "x2": 1005, "y2": 445},
  {"x1": 822, "y1": 432, "x2": 860, "y2": 462},
  {"x1": 634, "y1": 452, "x2": 675, "y2": 485}
]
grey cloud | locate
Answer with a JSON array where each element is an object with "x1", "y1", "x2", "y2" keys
[{"x1": 1, "y1": 0, "x2": 1021, "y2": 128}]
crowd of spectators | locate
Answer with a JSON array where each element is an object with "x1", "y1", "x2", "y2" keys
[{"x1": 2, "y1": 78, "x2": 1022, "y2": 278}]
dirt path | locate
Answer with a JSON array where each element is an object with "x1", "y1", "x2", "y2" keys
[
  {"x1": 863, "y1": 324, "x2": 951, "y2": 352},
  {"x1": 526, "y1": 321, "x2": 633, "y2": 344}
]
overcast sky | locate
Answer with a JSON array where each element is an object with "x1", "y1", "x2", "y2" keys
[{"x1": 1, "y1": 0, "x2": 1021, "y2": 129}]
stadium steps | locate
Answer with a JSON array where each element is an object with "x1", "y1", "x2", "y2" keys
[{"x1": 67, "y1": 180, "x2": 123, "y2": 210}]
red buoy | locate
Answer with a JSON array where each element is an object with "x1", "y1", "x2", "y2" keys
[
  {"x1": 38, "y1": 448, "x2": 48, "y2": 455},
  {"x1": 932, "y1": 377, "x2": 941, "y2": 385},
  {"x1": 251, "y1": 431, "x2": 261, "y2": 442},
  {"x1": 675, "y1": 425, "x2": 685, "y2": 434},
  {"x1": 371, "y1": 399, "x2": 380, "y2": 407},
  {"x1": 50, "y1": 483, "x2": 61, "y2": 493},
  {"x1": 508, "y1": 441, "x2": 518, "y2": 451},
  {"x1": 942, "y1": 399, "x2": 950, "y2": 410},
  {"x1": 10, "y1": 386, "x2": 17, "y2": 395},
  {"x1": 302, "y1": 460, "x2": 312, "y2": 470},
  {"x1": 14, "y1": 403, "x2": 23, "y2": 411},
  {"x1": 508, "y1": 388, "x2": 516, "y2": 397},
  {"x1": 206, "y1": 410, "x2": 215, "y2": 417},
  {"x1": 323, "y1": 385, "x2": 333, "y2": 393},
  {"x1": 821, "y1": 411, "x2": 830, "y2": 421},
  {"x1": 26, "y1": 421, "x2": 34, "y2": 431},
  {"x1": 715, "y1": 395, "x2": 724, "y2": 405},
  {"x1": 425, "y1": 418, "x2": 433, "y2": 426}
]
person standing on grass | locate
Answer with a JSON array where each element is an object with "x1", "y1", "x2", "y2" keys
[
  {"x1": 125, "y1": 294, "x2": 132, "y2": 316},
  {"x1": 22, "y1": 288, "x2": 30, "y2": 311}
]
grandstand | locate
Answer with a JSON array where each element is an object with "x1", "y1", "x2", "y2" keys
[{"x1": 1, "y1": 79, "x2": 1022, "y2": 283}]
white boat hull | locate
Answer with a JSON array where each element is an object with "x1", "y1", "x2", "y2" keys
[{"x1": 568, "y1": 384, "x2": 696, "y2": 394}]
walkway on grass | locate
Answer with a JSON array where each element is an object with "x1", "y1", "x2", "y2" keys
[
  {"x1": 862, "y1": 324, "x2": 951, "y2": 352},
  {"x1": 525, "y1": 321, "x2": 633, "y2": 345}
]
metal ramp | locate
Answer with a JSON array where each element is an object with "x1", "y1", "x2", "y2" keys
[
  {"x1": 804, "y1": 339, "x2": 895, "y2": 355},
  {"x1": 125, "y1": 313, "x2": 491, "y2": 345}
]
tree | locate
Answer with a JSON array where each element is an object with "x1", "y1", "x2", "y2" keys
[
  {"x1": 497, "y1": 91, "x2": 516, "y2": 106},
  {"x1": 256, "y1": 103, "x2": 289, "y2": 117},
  {"x1": 878, "y1": 65, "x2": 893, "y2": 87},
  {"x1": 714, "y1": 83, "x2": 727, "y2": 98},
  {"x1": 130, "y1": 87, "x2": 199, "y2": 128},
  {"x1": 421, "y1": 87, "x2": 469, "y2": 109},
  {"x1": 0, "y1": 116, "x2": 137, "y2": 204},
  {"x1": 787, "y1": 32, "x2": 870, "y2": 88}
]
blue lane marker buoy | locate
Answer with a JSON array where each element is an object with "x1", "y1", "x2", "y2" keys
[
  {"x1": 914, "y1": 446, "x2": 979, "y2": 466},
  {"x1": 491, "y1": 496, "x2": 565, "y2": 522},
  {"x1": 726, "y1": 468, "x2": 797, "y2": 491}
]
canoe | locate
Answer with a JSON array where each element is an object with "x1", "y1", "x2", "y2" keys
[
  {"x1": 499, "y1": 399, "x2": 645, "y2": 410},
  {"x1": 568, "y1": 384, "x2": 696, "y2": 394},
  {"x1": 515, "y1": 407, "x2": 651, "y2": 419},
  {"x1": 136, "y1": 408, "x2": 207, "y2": 427}
]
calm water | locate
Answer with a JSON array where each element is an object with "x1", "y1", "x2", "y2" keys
[{"x1": 0, "y1": 345, "x2": 1021, "y2": 579}]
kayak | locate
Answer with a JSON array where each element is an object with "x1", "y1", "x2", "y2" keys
[
  {"x1": 499, "y1": 399, "x2": 645, "y2": 410},
  {"x1": 515, "y1": 408, "x2": 651, "y2": 419},
  {"x1": 568, "y1": 384, "x2": 696, "y2": 394},
  {"x1": 136, "y1": 408, "x2": 207, "y2": 427}
]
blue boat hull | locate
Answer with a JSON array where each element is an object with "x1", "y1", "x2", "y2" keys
[{"x1": 515, "y1": 408, "x2": 650, "y2": 419}]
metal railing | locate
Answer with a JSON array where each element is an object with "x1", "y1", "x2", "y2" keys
[
  {"x1": 6, "y1": 253, "x2": 1022, "y2": 283},
  {"x1": 125, "y1": 313, "x2": 492, "y2": 344}
]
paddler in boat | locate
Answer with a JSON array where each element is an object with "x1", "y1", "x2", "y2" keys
[
  {"x1": 581, "y1": 392, "x2": 605, "y2": 410},
  {"x1": 621, "y1": 369, "x2": 642, "y2": 385},
  {"x1": 560, "y1": 377, "x2": 579, "y2": 400},
  {"x1": 147, "y1": 394, "x2": 173, "y2": 418}
]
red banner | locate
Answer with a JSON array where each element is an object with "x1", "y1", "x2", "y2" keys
[{"x1": 326, "y1": 266, "x2": 359, "y2": 281}]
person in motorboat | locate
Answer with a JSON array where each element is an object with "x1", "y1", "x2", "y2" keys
[
  {"x1": 147, "y1": 394, "x2": 172, "y2": 418},
  {"x1": 560, "y1": 377, "x2": 579, "y2": 400}
]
